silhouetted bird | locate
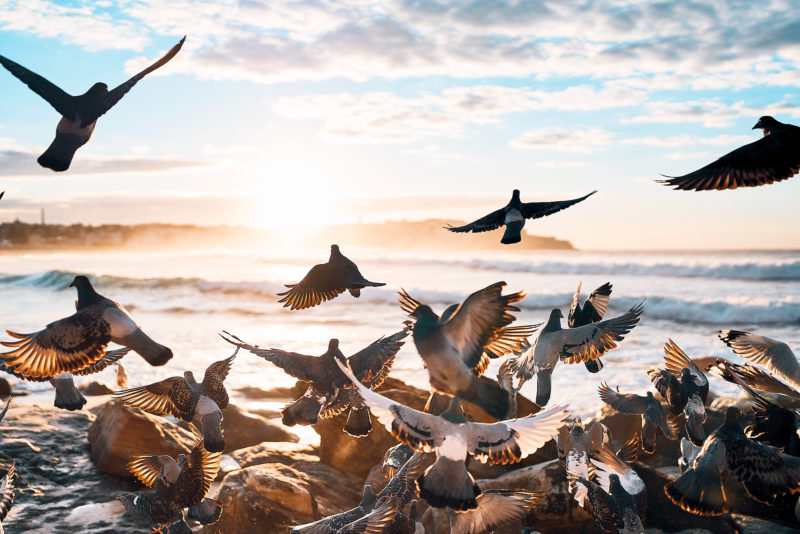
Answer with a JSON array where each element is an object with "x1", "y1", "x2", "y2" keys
[
  {"x1": 1, "y1": 275, "x2": 172, "y2": 383},
  {"x1": 556, "y1": 417, "x2": 608, "y2": 506},
  {"x1": 718, "y1": 329, "x2": 800, "y2": 391},
  {"x1": 510, "y1": 303, "x2": 644, "y2": 406},
  {"x1": 0, "y1": 462, "x2": 15, "y2": 534},
  {"x1": 278, "y1": 244, "x2": 386, "y2": 310},
  {"x1": 338, "y1": 359, "x2": 568, "y2": 511},
  {"x1": 568, "y1": 281, "x2": 613, "y2": 373},
  {"x1": 450, "y1": 490, "x2": 544, "y2": 534},
  {"x1": 221, "y1": 329, "x2": 406, "y2": 436},
  {"x1": 647, "y1": 340, "x2": 709, "y2": 446},
  {"x1": 598, "y1": 383, "x2": 679, "y2": 454},
  {"x1": 445, "y1": 189, "x2": 596, "y2": 244},
  {"x1": 0, "y1": 38, "x2": 185, "y2": 172},
  {"x1": 665, "y1": 407, "x2": 800, "y2": 515},
  {"x1": 115, "y1": 349, "x2": 237, "y2": 452},
  {"x1": 399, "y1": 282, "x2": 534, "y2": 419},
  {"x1": 659, "y1": 116, "x2": 800, "y2": 190}
]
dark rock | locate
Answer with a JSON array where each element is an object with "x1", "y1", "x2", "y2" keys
[
  {"x1": 230, "y1": 441, "x2": 318, "y2": 468},
  {"x1": 221, "y1": 404, "x2": 299, "y2": 453}
]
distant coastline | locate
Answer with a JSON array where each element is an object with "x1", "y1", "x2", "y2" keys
[{"x1": 0, "y1": 218, "x2": 574, "y2": 252}]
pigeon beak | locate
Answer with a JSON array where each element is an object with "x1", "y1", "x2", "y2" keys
[
  {"x1": 68, "y1": 280, "x2": 75, "y2": 288},
  {"x1": 752, "y1": 120, "x2": 761, "y2": 130}
]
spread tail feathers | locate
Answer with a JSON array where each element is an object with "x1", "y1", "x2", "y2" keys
[
  {"x1": 418, "y1": 457, "x2": 479, "y2": 511},
  {"x1": 535, "y1": 369, "x2": 553, "y2": 407},
  {"x1": 501, "y1": 220, "x2": 524, "y2": 244},
  {"x1": 37, "y1": 133, "x2": 85, "y2": 172},
  {"x1": 52, "y1": 376, "x2": 86, "y2": 411},
  {"x1": 281, "y1": 394, "x2": 324, "y2": 426},
  {"x1": 344, "y1": 403, "x2": 372, "y2": 437},
  {"x1": 200, "y1": 411, "x2": 225, "y2": 453},
  {"x1": 664, "y1": 466, "x2": 727, "y2": 516},
  {"x1": 584, "y1": 358, "x2": 604, "y2": 373},
  {"x1": 188, "y1": 498, "x2": 223, "y2": 525},
  {"x1": 461, "y1": 376, "x2": 510, "y2": 420}
]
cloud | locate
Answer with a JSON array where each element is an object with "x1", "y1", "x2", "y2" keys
[
  {"x1": 509, "y1": 128, "x2": 614, "y2": 153},
  {"x1": 533, "y1": 160, "x2": 591, "y2": 168},
  {"x1": 620, "y1": 134, "x2": 755, "y2": 147},
  {"x1": 660, "y1": 151, "x2": 712, "y2": 161},
  {"x1": 625, "y1": 99, "x2": 800, "y2": 128}
]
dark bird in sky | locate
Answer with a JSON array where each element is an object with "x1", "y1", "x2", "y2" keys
[
  {"x1": 718, "y1": 329, "x2": 800, "y2": 391},
  {"x1": 445, "y1": 189, "x2": 597, "y2": 244},
  {"x1": 115, "y1": 349, "x2": 237, "y2": 452},
  {"x1": 278, "y1": 245, "x2": 386, "y2": 310},
  {"x1": 659, "y1": 116, "x2": 800, "y2": 191},
  {"x1": 665, "y1": 407, "x2": 800, "y2": 515},
  {"x1": 1, "y1": 275, "x2": 172, "y2": 384},
  {"x1": 450, "y1": 490, "x2": 544, "y2": 534},
  {"x1": 338, "y1": 358, "x2": 568, "y2": 511},
  {"x1": 510, "y1": 303, "x2": 644, "y2": 406},
  {"x1": 1, "y1": 347, "x2": 127, "y2": 411},
  {"x1": 568, "y1": 281, "x2": 613, "y2": 373},
  {"x1": 647, "y1": 340, "x2": 709, "y2": 446},
  {"x1": 598, "y1": 383, "x2": 679, "y2": 454},
  {"x1": 399, "y1": 282, "x2": 536, "y2": 419},
  {"x1": 117, "y1": 437, "x2": 221, "y2": 532},
  {"x1": 0, "y1": 462, "x2": 15, "y2": 534},
  {"x1": 221, "y1": 329, "x2": 406, "y2": 436},
  {"x1": 556, "y1": 417, "x2": 609, "y2": 507},
  {"x1": 0, "y1": 37, "x2": 185, "y2": 172}
]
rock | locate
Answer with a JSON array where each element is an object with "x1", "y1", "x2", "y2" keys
[
  {"x1": 230, "y1": 441, "x2": 318, "y2": 468},
  {"x1": 0, "y1": 377, "x2": 10, "y2": 398},
  {"x1": 88, "y1": 400, "x2": 195, "y2": 479},
  {"x1": 199, "y1": 461, "x2": 362, "y2": 534},
  {"x1": 80, "y1": 381, "x2": 115, "y2": 396},
  {"x1": 236, "y1": 382, "x2": 308, "y2": 400},
  {"x1": 221, "y1": 404, "x2": 299, "y2": 453}
]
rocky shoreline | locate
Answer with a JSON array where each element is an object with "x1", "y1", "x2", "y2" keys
[{"x1": 2, "y1": 376, "x2": 799, "y2": 533}]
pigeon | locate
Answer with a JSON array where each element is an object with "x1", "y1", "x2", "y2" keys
[
  {"x1": 598, "y1": 383, "x2": 679, "y2": 454},
  {"x1": 383, "y1": 443, "x2": 416, "y2": 479},
  {"x1": 377, "y1": 499, "x2": 423, "y2": 534},
  {"x1": 647, "y1": 340, "x2": 709, "y2": 446},
  {"x1": 718, "y1": 330, "x2": 800, "y2": 391},
  {"x1": 0, "y1": 463, "x2": 15, "y2": 534},
  {"x1": 337, "y1": 358, "x2": 569, "y2": 510},
  {"x1": 1, "y1": 347, "x2": 128, "y2": 411},
  {"x1": 707, "y1": 357, "x2": 800, "y2": 399},
  {"x1": 115, "y1": 349, "x2": 237, "y2": 452},
  {"x1": 116, "y1": 361, "x2": 129, "y2": 389},
  {"x1": 556, "y1": 417, "x2": 609, "y2": 507},
  {"x1": 510, "y1": 303, "x2": 644, "y2": 406},
  {"x1": 659, "y1": 116, "x2": 800, "y2": 191},
  {"x1": 374, "y1": 451, "x2": 429, "y2": 509},
  {"x1": 117, "y1": 437, "x2": 221, "y2": 532},
  {"x1": 0, "y1": 38, "x2": 184, "y2": 172},
  {"x1": 665, "y1": 407, "x2": 800, "y2": 515},
  {"x1": 290, "y1": 485, "x2": 395, "y2": 534},
  {"x1": 399, "y1": 282, "x2": 535, "y2": 419},
  {"x1": 445, "y1": 189, "x2": 597, "y2": 244},
  {"x1": 0, "y1": 397, "x2": 8, "y2": 423},
  {"x1": 1, "y1": 275, "x2": 173, "y2": 383},
  {"x1": 278, "y1": 245, "x2": 386, "y2": 310},
  {"x1": 220, "y1": 329, "x2": 406, "y2": 436},
  {"x1": 450, "y1": 490, "x2": 544, "y2": 534},
  {"x1": 568, "y1": 281, "x2": 613, "y2": 373},
  {"x1": 678, "y1": 437, "x2": 700, "y2": 473}
]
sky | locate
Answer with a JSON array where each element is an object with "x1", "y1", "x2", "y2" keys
[{"x1": 0, "y1": 0, "x2": 799, "y2": 250}]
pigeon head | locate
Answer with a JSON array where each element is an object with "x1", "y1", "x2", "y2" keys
[
  {"x1": 680, "y1": 368, "x2": 692, "y2": 381},
  {"x1": 359, "y1": 485, "x2": 377, "y2": 508},
  {"x1": 753, "y1": 116, "x2": 779, "y2": 134},
  {"x1": 160, "y1": 456, "x2": 181, "y2": 484},
  {"x1": 440, "y1": 397, "x2": 467, "y2": 423},
  {"x1": 511, "y1": 189, "x2": 521, "y2": 201},
  {"x1": 69, "y1": 275, "x2": 94, "y2": 290},
  {"x1": 329, "y1": 244, "x2": 341, "y2": 258},
  {"x1": 184, "y1": 370, "x2": 197, "y2": 384},
  {"x1": 86, "y1": 82, "x2": 108, "y2": 95},
  {"x1": 177, "y1": 453, "x2": 187, "y2": 468},
  {"x1": 327, "y1": 338, "x2": 340, "y2": 351},
  {"x1": 543, "y1": 308, "x2": 563, "y2": 332},
  {"x1": 725, "y1": 406, "x2": 741, "y2": 424},
  {"x1": 70, "y1": 275, "x2": 101, "y2": 309},
  {"x1": 608, "y1": 473, "x2": 626, "y2": 496},
  {"x1": 410, "y1": 304, "x2": 438, "y2": 322}
]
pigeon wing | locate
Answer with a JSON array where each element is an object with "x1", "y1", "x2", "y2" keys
[
  {"x1": 277, "y1": 263, "x2": 346, "y2": 310},
  {"x1": 73, "y1": 347, "x2": 130, "y2": 376},
  {"x1": 0, "y1": 462, "x2": 15, "y2": 522},
  {"x1": 170, "y1": 438, "x2": 221, "y2": 508},
  {"x1": 0, "y1": 54, "x2": 75, "y2": 118},
  {"x1": 115, "y1": 377, "x2": 195, "y2": 420},
  {"x1": 727, "y1": 437, "x2": 800, "y2": 503},
  {"x1": 201, "y1": 348, "x2": 237, "y2": 408},
  {"x1": 708, "y1": 358, "x2": 800, "y2": 399},
  {"x1": 663, "y1": 339, "x2": 708, "y2": 393},
  {"x1": 127, "y1": 455, "x2": 175, "y2": 487},
  {"x1": 567, "y1": 281, "x2": 582, "y2": 328},
  {"x1": 584, "y1": 282, "x2": 613, "y2": 322},
  {"x1": 718, "y1": 330, "x2": 800, "y2": 390},
  {"x1": 450, "y1": 490, "x2": 543, "y2": 534},
  {"x1": 520, "y1": 190, "x2": 596, "y2": 220},
  {"x1": 445, "y1": 208, "x2": 506, "y2": 234},
  {"x1": 1, "y1": 309, "x2": 112, "y2": 379},
  {"x1": 219, "y1": 332, "x2": 330, "y2": 383},
  {"x1": 556, "y1": 303, "x2": 644, "y2": 365},
  {"x1": 0, "y1": 397, "x2": 9, "y2": 424},
  {"x1": 376, "y1": 451, "x2": 428, "y2": 508},
  {"x1": 398, "y1": 288, "x2": 424, "y2": 316},
  {"x1": 598, "y1": 383, "x2": 649, "y2": 415},
  {"x1": 347, "y1": 329, "x2": 407, "y2": 389},
  {"x1": 659, "y1": 132, "x2": 800, "y2": 191},
  {"x1": 483, "y1": 324, "x2": 540, "y2": 360}
]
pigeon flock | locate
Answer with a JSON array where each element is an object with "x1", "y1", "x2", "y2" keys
[{"x1": 0, "y1": 35, "x2": 798, "y2": 534}]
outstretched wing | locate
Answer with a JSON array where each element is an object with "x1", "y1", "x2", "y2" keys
[
  {"x1": 0, "y1": 54, "x2": 75, "y2": 117},
  {"x1": 708, "y1": 357, "x2": 800, "y2": 399},
  {"x1": 277, "y1": 263, "x2": 346, "y2": 310},
  {"x1": 74, "y1": 347, "x2": 129, "y2": 376},
  {"x1": 170, "y1": 439, "x2": 221, "y2": 507},
  {"x1": 727, "y1": 438, "x2": 800, "y2": 503},
  {"x1": 347, "y1": 329, "x2": 407, "y2": 389},
  {"x1": 127, "y1": 455, "x2": 174, "y2": 487},
  {"x1": 556, "y1": 303, "x2": 644, "y2": 364},
  {"x1": 445, "y1": 208, "x2": 506, "y2": 234},
  {"x1": 521, "y1": 190, "x2": 596, "y2": 220},
  {"x1": 202, "y1": 348, "x2": 237, "y2": 408},
  {"x1": 219, "y1": 331, "x2": 329, "y2": 383},
  {"x1": 663, "y1": 339, "x2": 708, "y2": 393},
  {"x1": 598, "y1": 382, "x2": 649, "y2": 415},
  {"x1": 718, "y1": 330, "x2": 800, "y2": 390},
  {"x1": 450, "y1": 490, "x2": 544, "y2": 534},
  {"x1": 0, "y1": 462, "x2": 15, "y2": 522},
  {"x1": 115, "y1": 376, "x2": 195, "y2": 420}
]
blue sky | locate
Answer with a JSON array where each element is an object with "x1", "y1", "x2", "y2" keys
[{"x1": 0, "y1": 0, "x2": 799, "y2": 249}]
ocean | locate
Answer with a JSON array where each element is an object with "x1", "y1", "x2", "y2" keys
[{"x1": 0, "y1": 247, "x2": 798, "y2": 422}]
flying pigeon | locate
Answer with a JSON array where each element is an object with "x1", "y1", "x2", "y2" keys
[
  {"x1": 598, "y1": 383, "x2": 679, "y2": 454},
  {"x1": 445, "y1": 189, "x2": 597, "y2": 244},
  {"x1": 659, "y1": 116, "x2": 800, "y2": 191},
  {"x1": 665, "y1": 407, "x2": 800, "y2": 515},
  {"x1": 278, "y1": 244, "x2": 386, "y2": 310},
  {"x1": 555, "y1": 417, "x2": 609, "y2": 507},
  {"x1": 220, "y1": 328, "x2": 406, "y2": 436},
  {"x1": 678, "y1": 437, "x2": 700, "y2": 474},
  {"x1": 0, "y1": 462, "x2": 15, "y2": 534},
  {"x1": 0, "y1": 38, "x2": 185, "y2": 172},
  {"x1": 399, "y1": 282, "x2": 536, "y2": 419},
  {"x1": 1, "y1": 275, "x2": 172, "y2": 384},
  {"x1": 117, "y1": 437, "x2": 221, "y2": 532},
  {"x1": 1, "y1": 346, "x2": 128, "y2": 411},
  {"x1": 510, "y1": 303, "x2": 644, "y2": 406},
  {"x1": 568, "y1": 281, "x2": 613, "y2": 373},
  {"x1": 708, "y1": 356, "x2": 800, "y2": 399},
  {"x1": 115, "y1": 348, "x2": 237, "y2": 452},
  {"x1": 383, "y1": 443, "x2": 415, "y2": 479},
  {"x1": 718, "y1": 330, "x2": 800, "y2": 391},
  {"x1": 337, "y1": 358, "x2": 569, "y2": 510},
  {"x1": 450, "y1": 490, "x2": 544, "y2": 534},
  {"x1": 647, "y1": 340, "x2": 709, "y2": 446},
  {"x1": 290, "y1": 485, "x2": 398, "y2": 534}
]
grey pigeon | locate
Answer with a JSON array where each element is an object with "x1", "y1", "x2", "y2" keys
[
  {"x1": 400, "y1": 282, "x2": 531, "y2": 419},
  {"x1": 510, "y1": 303, "x2": 644, "y2": 406},
  {"x1": 278, "y1": 244, "x2": 385, "y2": 310},
  {"x1": 383, "y1": 443, "x2": 415, "y2": 479},
  {"x1": 556, "y1": 417, "x2": 608, "y2": 507},
  {"x1": 115, "y1": 349, "x2": 237, "y2": 452},
  {"x1": 1, "y1": 275, "x2": 172, "y2": 380},
  {"x1": 718, "y1": 329, "x2": 800, "y2": 391},
  {"x1": 0, "y1": 463, "x2": 15, "y2": 534},
  {"x1": 221, "y1": 329, "x2": 406, "y2": 436},
  {"x1": 568, "y1": 281, "x2": 613, "y2": 373},
  {"x1": 659, "y1": 116, "x2": 800, "y2": 190},
  {"x1": 445, "y1": 189, "x2": 596, "y2": 244},
  {"x1": 647, "y1": 340, "x2": 709, "y2": 446},
  {"x1": 580, "y1": 445, "x2": 646, "y2": 533},
  {"x1": 290, "y1": 485, "x2": 379, "y2": 533},
  {"x1": 0, "y1": 38, "x2": 184, "y2": 172},
  {"x1": 338, "y1": 358, "x2": 568, "y2": 510},
  {"x1": 678, "y1": 437, "x2": 700, "y2": 473},
  {"x1": 450, "y1": 490, "x2": 543, "y2": 534},
  {"x1": 598, "y1": 383, "x2": 679, "y2": 454},
  {"x1": 665, "y1": 407, "x2": 800, "y2": 516}
]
